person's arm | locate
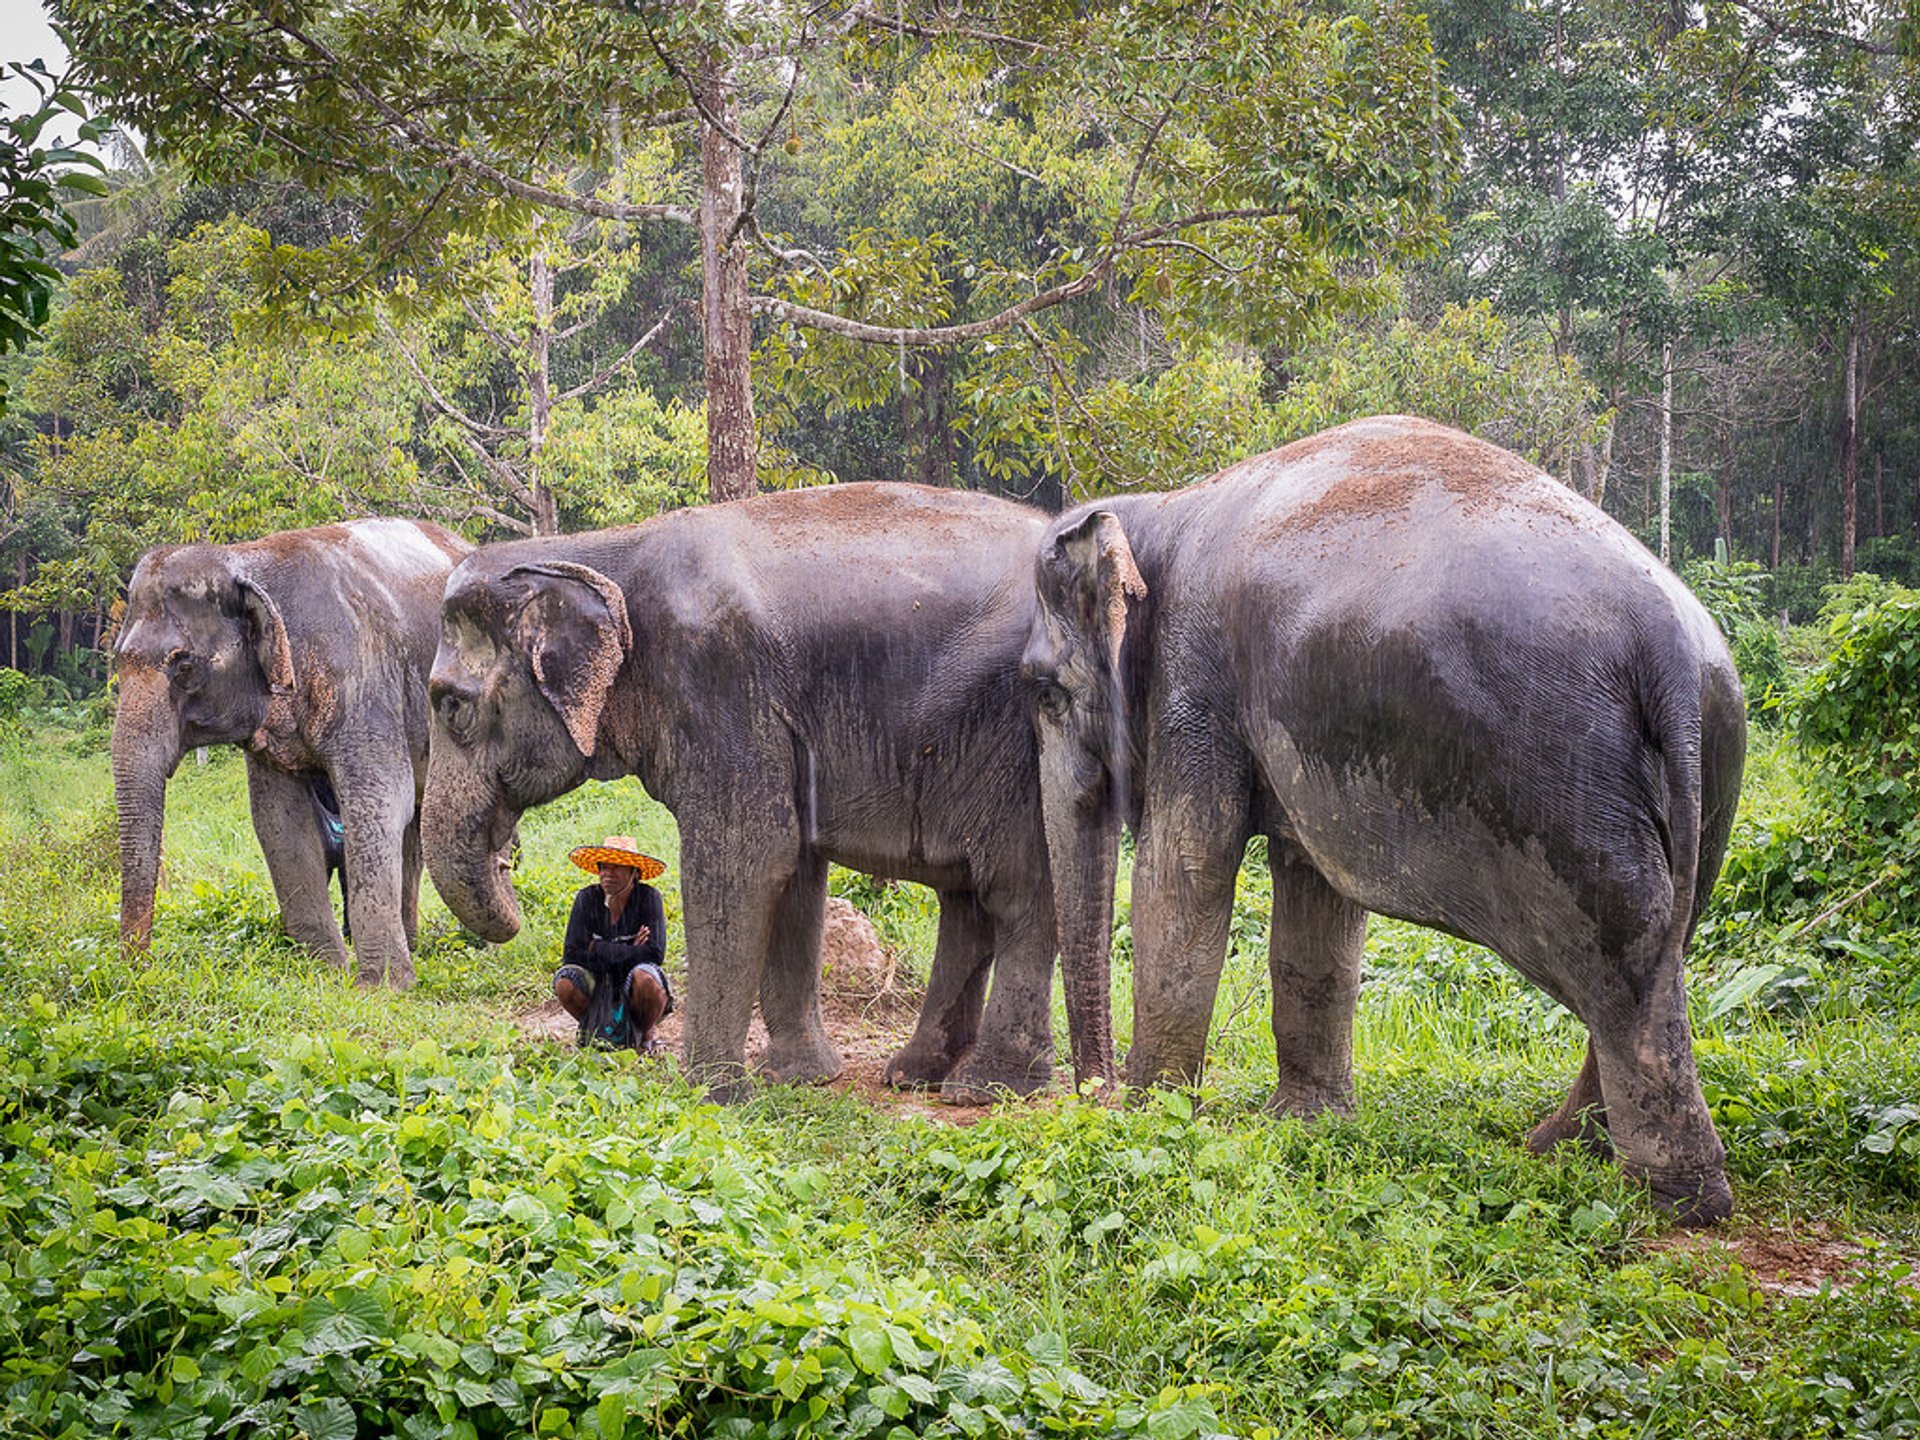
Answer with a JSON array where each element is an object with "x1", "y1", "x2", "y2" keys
[
  {"x1": 591, "y1": 884, "x2": 666, "y2": 970},
  {"x1": 562, "y1": 887, "x2": 601, "y2": 970}
]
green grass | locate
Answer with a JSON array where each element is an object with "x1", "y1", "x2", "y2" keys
[{"x1": 2, "y1": 724, "x2": 1918, "y2": 1439}]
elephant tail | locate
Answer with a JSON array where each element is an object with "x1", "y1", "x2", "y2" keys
[{"x1": 1647, "y1": 646, "x2": 1746, "y2": 951}]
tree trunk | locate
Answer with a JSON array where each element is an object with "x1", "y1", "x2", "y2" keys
[
  {"x1": 1873, "y1": 448, "x2": 1884, "y2": 541},
  {"x1": 1841, "y1": 321, "x2": 1859, "y2": 578},
  {"x1": 528, "y1": 243, "x2": 559, "y2": 536},
  {"x1": 1577, "y1": 414, "x2": 1615, "y2": 508},
  {"x1": 1717, "y1": 390, "x2": 1736, "y2": 562},
  {"x1": 698, "y1": 62, "x2": 757, "y2": 505},
  {"x1": 905, "y1": 352, "x2": 954, "y2": 489},
  {"x1": 1658, "y1": 338, "x2": 1673, "y2": 565},
  {"x1": 1771, "y1": 473, "x2": 1782, "y2": 572}
]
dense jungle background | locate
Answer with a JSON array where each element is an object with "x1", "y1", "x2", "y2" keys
[{"x1": 2, "y1": 1, "x2": 1919, "y2": 1436}]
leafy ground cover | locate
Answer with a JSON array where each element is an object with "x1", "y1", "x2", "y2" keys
[{"x1": 2, "y1": 699, "x2": 1918, "y2": 1439}]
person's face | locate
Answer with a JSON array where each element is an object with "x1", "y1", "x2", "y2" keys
[{"x1": 597, "y1": 862, "x2": 637, "y2": 900}]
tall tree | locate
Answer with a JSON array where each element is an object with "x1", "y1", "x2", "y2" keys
[{"x1": 56, "y1": 0, "x2": 1458, "y2": 504}]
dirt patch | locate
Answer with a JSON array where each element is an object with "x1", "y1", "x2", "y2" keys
[
  {"x1": 1261, "y1": 417, "x2": 1546, "y2": 536},
  {"x1": 1647, "y1": 1223, "x2": 1906, "y2": 1298},
  {"x1": 512, "y1": 898, "x2": 1004, "y2": 1125}
]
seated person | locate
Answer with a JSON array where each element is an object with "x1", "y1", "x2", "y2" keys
[{"x1": 554, "y1": 834, "x2": 673, "y2": 1053}]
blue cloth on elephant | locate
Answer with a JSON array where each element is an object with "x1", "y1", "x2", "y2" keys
[{"x1": 560, "y1": 881, "x2": 673, "y2": 1049}]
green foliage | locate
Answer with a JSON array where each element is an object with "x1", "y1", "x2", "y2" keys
[
  {"x1": 0, "y1": 667, "x2": 28, "y2": 731},
  {"x1": 0, "y1": 1017, "x2": 1224, "y2": 1440},
  {"x1": 1708, "y1": 581, "x2": 1920, "y2": 1010},
  {"x1": 1270, "y1": 300, "x2": 1607, "y2": 471},
  {"x1": 1680, "y1": 557, "x2": 1788, "y2": 712},
  {"x1": 545, "y1": 389, "x2": 705, "y2": 529},
  {"x1": 8, "y1": 711, "x2": 1920, "y2": 1438},
  {"x1": 0, "y1": 61, "x2": 108, "y2": 411},
  {"x1": 15, "y1": 219, "x2": 428, "y2": 611}
]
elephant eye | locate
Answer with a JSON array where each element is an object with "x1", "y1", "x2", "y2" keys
[
  {"x1": 434, "y1": 686, "x2": 478, "y2": 743},
  {"x1": 167, "y1": 651, "x2": 207, "y2": 694},
  {"x1": 1037, "y1": 679, "x2": 1071, "y2": 719}
]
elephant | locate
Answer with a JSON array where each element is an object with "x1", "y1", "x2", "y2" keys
[
  {"x1": 421, "y1": 484, "x2": 1101, "y2": 1100},
  {"x1": 113, "y1": 518, "x2": 472, "y2": 986},
  {"x1": 1022, "y1": 415, "x2": 1747, "y2": 1222}
]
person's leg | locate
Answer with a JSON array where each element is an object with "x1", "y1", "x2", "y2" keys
[
  {"x1": 555, "y1": 964, "x2": 594, "y2": 1022},
  {"x1": 627, "y1": 963, "x2": 670, "y2": 1054}
]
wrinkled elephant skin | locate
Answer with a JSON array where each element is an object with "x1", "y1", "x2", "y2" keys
[
  {"x1": 1027, "y1": 416, "x2": 1746, "y2": 1223},
  {"x1": 113, "y1": 519, "x2": 472, "y2": 987},
  {"x1": 422, "y1": 485, "x2": 1094, "y2": 1101}
]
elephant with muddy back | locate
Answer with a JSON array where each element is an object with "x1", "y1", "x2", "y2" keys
[
  {"x1": 421, "y1": 484, "x2": 1110, "y2": 1100},
  {"x1": 113, "y1": 519, "x2": 472, "y2": 986},
  {"x1": 1024, "y1": 416, "x2": 1746, "y2": 1222}
]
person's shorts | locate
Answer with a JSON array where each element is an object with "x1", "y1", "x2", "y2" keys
[{"x1": 555, "y1": 961, "x2": 674, "y2": 1016}]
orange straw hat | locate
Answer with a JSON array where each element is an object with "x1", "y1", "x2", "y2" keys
[{"x1": 569, "y1": 834, "x2": 666, "y2": 882}]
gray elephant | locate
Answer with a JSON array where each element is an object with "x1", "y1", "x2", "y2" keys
[
  {"x1": 113, "y1": 518, "x2": 472, "y2": 986},
  {"x1": 1023, "y1": 416, "x2": 1746, "y2": 1222},
  {"x1": 422, "y1": 484, "x2": 1100, "y2": 1099}
]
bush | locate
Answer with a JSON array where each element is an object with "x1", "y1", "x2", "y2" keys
[
  {"x1": 1711, "y1": 577, "x2": 1920, "y2": 972},
  {"x1": 0, "y1": 667, "x2": 28, "y2": 735},
  {"x1": 1680, "y1": 559, "x2": 1788, "y2": 712}
]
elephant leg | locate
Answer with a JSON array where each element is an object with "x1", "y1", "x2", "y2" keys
[
  {"x1": 678, "y1": 807, "x2": 801, "y2": 1103},
  {"x1": 333, "y1": 755, "x2": 418, "y2": 989},
  {"x1": 941, "y1": 886, "x2": 1057, "y2": 1102},
  {"x1": 1124, "y1": 770, "x2": 1250, "y2": 1089},
  {"x1": 1264, "y1": 845, "x2": 1365, "y2": 1118},
  {"x1": 756, "y1": 847, "x2": 842, "y2": 1085},
  {"x1": 400, "y1": 805, "x2": 422, "y2": 952},
  {"x1": 1526, "y1": 1040, "x2": 1612, "y2": 1159},
  {"x1": 884, "y1": 889, "x2": 993, "y2": 1090},
  {"x1": 246, "y1": 757, "x2": 348, "y2": 967},
  {"x1": 1573, "y1": 934, "x2": 1730, "y2": 1224}
]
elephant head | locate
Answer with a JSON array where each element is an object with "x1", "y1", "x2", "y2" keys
[
  {"x1": 112, "y1": 547, "x2": 295, "y2": 951},
  {"x1": 423, "y1": 558, "x2": 632, "y2": 943},
  {"x1": 1023, "y1": 510, "x2": 1148, "y2": 1089}
]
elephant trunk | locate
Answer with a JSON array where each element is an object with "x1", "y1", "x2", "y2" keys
[
  {"x1": 1041, "y1": 739, "x2": 1122, "y2": 1091},
  {"x1": 111, "y1": 668, "x2": 182, "y2": 954},
  {"x1": 421, "y1": 764, "x2": 523, "y2": 944}
]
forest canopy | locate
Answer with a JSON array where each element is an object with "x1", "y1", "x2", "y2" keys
[{"x1": 1, "y1": 0, "x2": 1916, "y2": 681}]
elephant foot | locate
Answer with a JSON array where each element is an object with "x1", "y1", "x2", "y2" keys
[
  {"x1": 1262, "y1": 1082, "x2": 1354, "y2": 1120},
  {"x1": 293, "y1": 933, "x2": 350, "y2": 970},
  {"x1": 882, "y1": 1038, "x2": 967, "y2": 1090},
  {"x1": 355, "y1": 958, "x2": 416, "y2": 990},
  {"x1": 693, "y1": 1065, "x2": 754, "y2": 1106},
  {"x1": 937, "y1": 1044, "x2": 1054, "y2": 1105},
  {"x1": 1637, "y1": 1165, "x2": 1734, "y2": 1227},
  {"x1": 756, "y1": 1031, "x2": 843, "y2": 1086},
  {"x1": 1526, "y1": 1105, "x2": 1612, "y2": 1161}
]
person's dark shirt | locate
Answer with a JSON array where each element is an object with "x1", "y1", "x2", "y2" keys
[{"x1": 562, "y1": 882, "x2": 666, "y2": 976}]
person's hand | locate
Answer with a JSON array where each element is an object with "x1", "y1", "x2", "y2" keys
[{"x1": 632, "y1": 926, "x2": 651, "y2": 946}]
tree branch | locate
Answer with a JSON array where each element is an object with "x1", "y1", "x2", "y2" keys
[
  {"x1": 555, "y1": 304, "x2": 677, "y2": 403},
  {"x1": 379, "y1": 314, "x2": 518, "y2": 439},
  {"x1": 846, "y1": 4, "x2": 1054, "y2": 54},
  {"x1": 750, "y1": 207, "x2": 1285, "y2": 347},
  {"x1": 1721, "y1": 0, "x2": 1902, "y2": 57},
  {"x1": 269, "y1": 17, "x2": 697, "y2": 227}
]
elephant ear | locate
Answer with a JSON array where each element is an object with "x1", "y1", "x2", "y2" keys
[
  {"x1": 236, "y1": 576, "x2": 296, "y2": 697},
  {"x1": 1050, "y1": 511, "x2": 1147, "y2": 674},
  {"x1": 507, "y1": 562, "x2": 632, "y2": 759}
]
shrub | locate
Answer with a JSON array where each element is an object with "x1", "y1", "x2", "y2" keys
[
  {"x1": 1680, "y1": 559, "x2": 1787, "y2": 713},
  {"x1": 1710, "y1": 577, "x2": 1920, "y2": 987}
]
